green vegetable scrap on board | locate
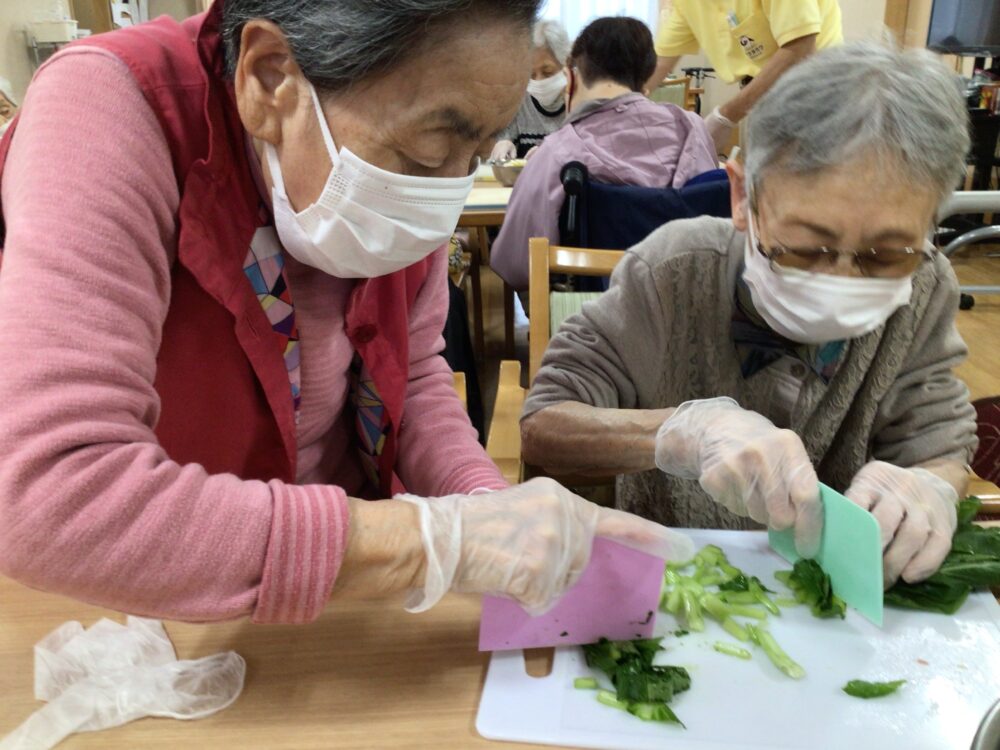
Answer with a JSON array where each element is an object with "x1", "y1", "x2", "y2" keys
[
  {"x1": 885, "y1": 498, "x2": 1000, "y2": 615},
  {"x1": 842, "y1": 679, "x2": 906, "y2": 699},
  {"x1": 580, "y1": 637, "x2": 690, "y2": 726},
  {"x1": 774, "y1": 559, "x2": 847, "y2": 619}
]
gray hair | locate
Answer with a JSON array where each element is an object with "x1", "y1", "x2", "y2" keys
[
  {"x1": 532, "y1": 19, "x2": 571, "y2": 65},
  {"x1": 222, "y1": 0, "x2": 541, "y2": 92},
  {"x1": 745, "y1": 41, "x2": 970, "y2": 203}
]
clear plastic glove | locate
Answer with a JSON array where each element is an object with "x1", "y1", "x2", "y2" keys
[
  {"x1": 655, "y1": 397, "x2": 822, "y2": 556},
  {"x1": 489, "y1": 139, "x2": 516, "y2": 163},
  {"x1": 704, "y1": 106, "x2": 736, "y2": 154},
  {"x1": 398, "y1": 477, "x2": 694, "y2": 615},
  {"x1": 0, "y1": 617, "x2": 245, "y2": 750},
  {"x1": 844, "y1": 461, "x2": 958, "y2": 587}
]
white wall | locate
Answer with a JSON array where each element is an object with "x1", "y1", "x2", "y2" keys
[{"x1": 0, "y1": 0, "x2": 51, "y2": 104}]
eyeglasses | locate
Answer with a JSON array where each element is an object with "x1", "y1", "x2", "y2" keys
[{"x1": 763, "y1": 244, "x2": 931, "y2": 279}]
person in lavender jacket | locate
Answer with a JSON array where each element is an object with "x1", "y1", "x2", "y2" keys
[{"x1": 490, "y1": 16, "x2": 718, "y2": 292}]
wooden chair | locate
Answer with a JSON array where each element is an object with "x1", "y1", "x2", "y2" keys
[
  {"x1": 650, "y1": 76, "x2": 691, "y2": 110},
  {"x1": 486, "y1": 238, "x2": 624, "y2": 485},
  {"x1": 528, "y1": 238, "x2": 624, "y2": 383}
]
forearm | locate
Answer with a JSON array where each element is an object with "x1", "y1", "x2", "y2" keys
[
  {"x1": 646, "y1": 56, "x2": 680, "y2": 94},
  {"x1": 915, "y1": 459, "x2": 970, "y2": 500},
  {"x1": 719, "y1": 35, "x2": 816, "y2": 122},
  {"x1": 331, "y1": 498, "x2": 426, "y2": 599},
  {"x1": 521, "y1": 402, "x2": 673, "y2": 477}
]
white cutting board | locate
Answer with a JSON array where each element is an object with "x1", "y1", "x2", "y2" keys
[{"x1": 477, "y1": 529, "x2": 1000, "y2": 750}]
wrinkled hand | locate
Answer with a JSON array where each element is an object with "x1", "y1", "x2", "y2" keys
[
  {"x1": 704, "y1": 106, "x2": 736, "y2": 155},
  {"x1": 398, "y1": 477, "x2": 694, "y2": 615},
  {"x1": 490, "y1": 139, "x2": 517, "y2": 163},
  {"x1": 655, "y1": 397, "x2": 822, "y2": 556},
  {"x1": 845, "y1": 461, "x2": 958, "y2": 587}
]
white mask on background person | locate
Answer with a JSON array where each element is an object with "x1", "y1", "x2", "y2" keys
[
  {"x1": 741, "y1": 207, "x2": 913, "y2": 345},
  {"x1": 527, "y1": 71, "x2": 568, "y2": 108},
  {"x1": 265, "y1": 84, "x2": 476, "y2": 279}
]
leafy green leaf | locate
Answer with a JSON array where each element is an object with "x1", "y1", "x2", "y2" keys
[
  {"x1": 781, "y1": 559, "x2": 846, "y2": 619},
  {"x1": 842, "y1": 679, "x2": 906, "y2": 698},
  {"x1": 885, "y1": 496, "x2": 1000, "y2": 614}
]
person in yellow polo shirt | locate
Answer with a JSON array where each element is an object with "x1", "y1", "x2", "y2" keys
[{"x1": 649, "y1": 0, "x2": 843, "y2": 153}]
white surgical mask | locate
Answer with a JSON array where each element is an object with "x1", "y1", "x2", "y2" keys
[
  {"x1": 741, "y1": 209, "x2": 913, "y2": 344},
  {"x1": 265, "y1": 84, "x2": 476, "y2": 279},
  {"x1": 527, "y1": 72, "x2": 567, "y2": 108}
]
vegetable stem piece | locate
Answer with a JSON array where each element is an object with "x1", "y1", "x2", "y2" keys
[
  {"x1": 574, "y1": 677, "x2": 599, "y2": 690},
  {"x1": 713, "y1": 641, "x2": 752, "y2": 659},
  {"x1": 597, "y1": 690, "x2": 629, "y2": 710},
  {"x1": 746, "y1": 624, "x2": 805, "y2": 680}
]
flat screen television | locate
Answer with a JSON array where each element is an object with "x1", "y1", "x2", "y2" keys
[{"x1": 927, "y1": 0, "x2": 1000, "y2": 55}]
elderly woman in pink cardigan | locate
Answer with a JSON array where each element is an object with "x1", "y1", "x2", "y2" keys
[{"x1": 0, "y1": 0, "x2": 687, "y2": 625}]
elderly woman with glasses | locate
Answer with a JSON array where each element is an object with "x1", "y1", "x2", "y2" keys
[{"x1": 520, "y1": 42, "x2": 978, "y2": 588}]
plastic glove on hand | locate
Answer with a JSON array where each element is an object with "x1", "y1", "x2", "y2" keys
[
  {"x1": 655, "y1": 397, "x2": 822, "y2": 557},
  {"x1": 844, "y1": 461, "x2": 958, "y2": 587},
  {"x1": 704, "y1": 106, "x2": 736, "y2": 155},
  {"x1": 489, "y1": 139, "x2": 517, "y2": 163},
  {"x1": 399, "y1": 477, "x2": 693, "y2": 615}
]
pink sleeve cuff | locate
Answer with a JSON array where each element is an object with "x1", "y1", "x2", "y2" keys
[
  {"x1": 434, "y1": 464, "x2": 508, "y2": 497},
  {"x1": 252, "y1": 482, "x2": 350, "y2": 624}
]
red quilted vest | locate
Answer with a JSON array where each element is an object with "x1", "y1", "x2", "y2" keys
[{"x1": 0, "y1": 3, "x2": 428, "y2": 496}]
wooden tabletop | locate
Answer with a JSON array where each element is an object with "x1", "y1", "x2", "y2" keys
[
  {"x1": 4, "y1": 478, "x2": 998, "y2": 748},
  {"x1": 0, "y1": 581, "x2": 548, "y2": 749}
]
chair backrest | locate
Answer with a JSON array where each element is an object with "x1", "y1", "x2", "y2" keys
[
  {"x1": 528, "y1": 237, "x2": 624, "y2": 383},
  {"x1": 650, "y1": 76, "x2": 691, "y2": 109}
]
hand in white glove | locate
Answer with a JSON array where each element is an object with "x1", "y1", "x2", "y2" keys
[
  {"x1": 704, "y1": 106, "x2": 736, "y2": 155},
  {"x1": 844, "y1": 461, "x2": 958, "y2": 587},
  {"x1": 398, "y1": 477, "x2": 694, "y2": 615},
  {"x1": 655, "y1": 397, "x2": 822, "y2": 556},
  {"x1": 490, "y1": 139, "x2": 517, "y2": 163}
]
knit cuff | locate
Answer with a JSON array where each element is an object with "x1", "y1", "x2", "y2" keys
[{"x1": 252, "y1": 482, "x2": 350, "y2": 624}]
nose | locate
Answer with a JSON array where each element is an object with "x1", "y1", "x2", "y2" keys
[{"x1": 830, "y1": 250, "x2": 863, "y2": 278}]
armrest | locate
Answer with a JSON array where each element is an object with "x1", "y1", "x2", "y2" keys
[{"x1": 486, "y1": 360, "x2": 525, "y2": 485}]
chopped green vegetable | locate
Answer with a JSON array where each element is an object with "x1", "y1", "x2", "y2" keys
[
  {"x1": 597, "y1": 689, "x2": 629, "y2": 710},
  {"x1": 885, "y1": 498, "x2": 1000, "y2": 615},
  {"x1": 574, "y1": 677, "x2": 599, "y2": 690},
  {"x1": 672, "y1": 629, "x2": 690, "y2": 638},
  {"x1": 746, "y1": 624, "x2": 805, "y2": 679},
  {"x1": 713, "y1": 641, "x2": 752, "y2": 659},
  {"x1": 627, "y1": 702, "x2": 684, "y2": 726},
  {"x1": 774, "y1": 596, "x2": 800, "y2": 608},
  {"x1": 721, "y1": 617, "x2": 750, "y2": 642},
  {"x1": 779, "y1": 559, "x2": 846, "y2": 619},
  {"x1": 580, "y1": 638, "x2": 690, "y2": 727},
  {"x1": 842, "y1": 679, "x2": 906, "y2": 699}
]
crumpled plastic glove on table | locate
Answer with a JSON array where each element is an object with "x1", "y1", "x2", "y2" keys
[{"x1": 0, "y1": 617, "x2": 245, "y2": 750}]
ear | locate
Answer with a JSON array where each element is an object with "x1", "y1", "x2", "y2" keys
[
  {"x1": 234, "y1": 19, "x2": 305, "y2": 145},
  {"x1": 726, "y1": 159, "x2": 749, "y2": 232}
]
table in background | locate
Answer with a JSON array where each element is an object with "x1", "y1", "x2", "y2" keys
[{"x1": 460, "y1": 181, "x2": 514, "y2": 359}]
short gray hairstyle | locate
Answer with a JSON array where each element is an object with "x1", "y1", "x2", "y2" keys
[
  {"x1": 745, "y1": 41, "x2": 970, "y2": 203},
  {"x1": 222, "y1": 0, "x2": 542, "y2": 92},
  {"x1": 532, "y1": 19, "x2": 571, "y2": 65}
]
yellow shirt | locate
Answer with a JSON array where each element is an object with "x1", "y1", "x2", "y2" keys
[{"x1": 655, "y1": 0, "x2": 843, "y2": 83}]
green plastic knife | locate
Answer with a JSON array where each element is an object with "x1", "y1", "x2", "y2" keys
[{"x1": 769, "y1": 482, "x2": 884, "y2": 626}]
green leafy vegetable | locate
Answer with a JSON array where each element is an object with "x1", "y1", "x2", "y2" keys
[
  {"x1": 580, "y1": 638, "x2": 689, "y2": 726},
  {"x1": 842, "y1": 679, "x2": 906, "y2": 698},
  {"x1": 885, "y1": 498, "x2": 1000, "y2": 614},
  {"x1": 779, "y1": 559, "x2": 847, "y2": 619}
]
